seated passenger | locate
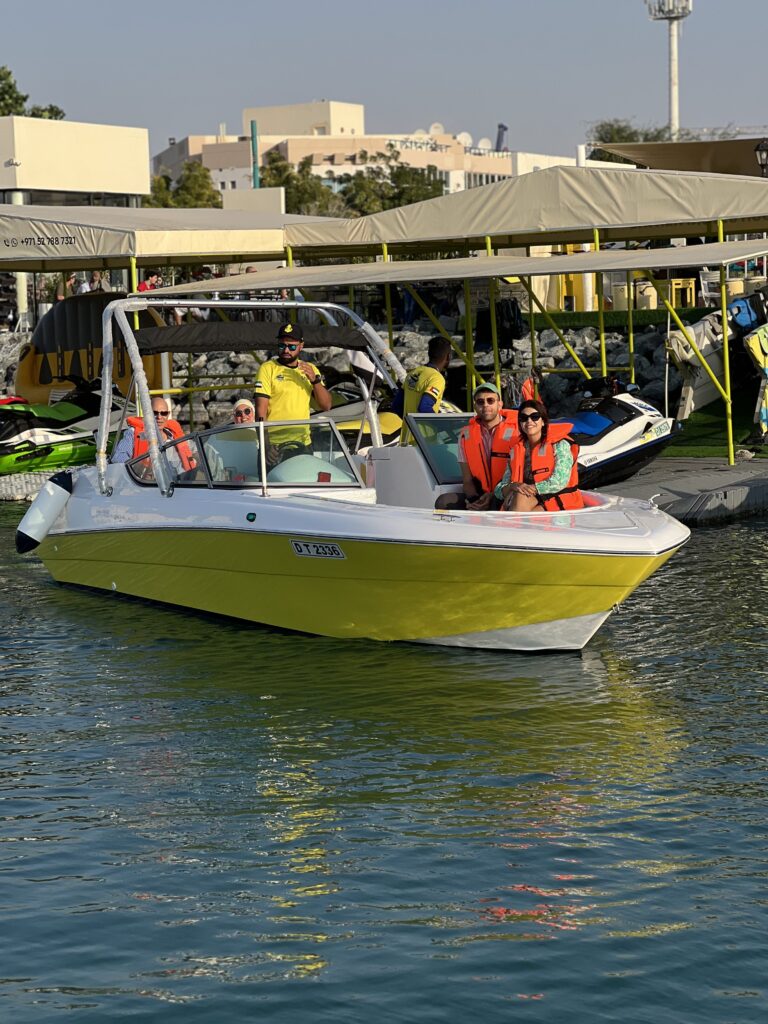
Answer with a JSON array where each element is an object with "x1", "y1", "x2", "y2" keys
[
  {"x1": 231, "y1": 398, "x2": 255, "y2": 424},
  {"x1": 112, "y1": 397, "x2": 196, "y2": 472},
  {"x1": 499, "y1": 399, "x2": 584, "y2": 512},
  {"x1": 452, "y1": 382, "x2": 517, "y2": 510}
]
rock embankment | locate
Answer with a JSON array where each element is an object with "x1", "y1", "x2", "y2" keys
[{"x1": 0, "y1": 324, "x2": 680, "y2": 423}]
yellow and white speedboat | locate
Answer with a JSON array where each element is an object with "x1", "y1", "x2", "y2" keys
[{"x1": 15, "y1": 297, "x2": 690, "y2": 652}]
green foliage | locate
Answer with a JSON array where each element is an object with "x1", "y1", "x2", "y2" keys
[
  {"x1": 143, "y1": 162, "x2": 221, "y2": 209},
  {"x1": 173, "y1": 161, "x2": 222, "y2": 208},
  {"x1": 143, "y1": 174, "x2": 176, "y2": 208},
  {"x1": 259, "y1": 143, "x2": 444, "y2": 217},
  {"x1": 26, "y1": 104, "x2": 65, "y2": 120},
  {"x1": 0, "y1": 65, "x2": 64, "y2": 119}
]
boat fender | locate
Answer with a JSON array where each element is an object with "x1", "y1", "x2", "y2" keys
[{"x1": 15, "y1": 470, "x2": 73, "y2": 554}]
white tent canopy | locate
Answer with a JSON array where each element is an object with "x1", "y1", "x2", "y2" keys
[
  {"x1": 155, "y1": 239, "x2": 768, "y2": 295},
  {"x1": 0, "y1": 205, "x2": 344, "y2": 271},
  {"x1": 284, "y1": 165, "x2": 768, "y2": 252}
]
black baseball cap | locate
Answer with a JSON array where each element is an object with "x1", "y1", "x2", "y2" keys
[{"x1": 276, "y1": 323, "x2": 303, "y2": 341}]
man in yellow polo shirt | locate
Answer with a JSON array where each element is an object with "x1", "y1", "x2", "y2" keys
[
  {"x1": 254, "y1": 323, "x2": 332, "y2": 446},
  {"x1": 392, "y1": 336, "x2": 452, "y2": 444}
]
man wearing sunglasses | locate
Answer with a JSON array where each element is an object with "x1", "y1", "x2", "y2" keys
[
  {"x1": 231, "y1": 398, "x2": 255, "y2": 424},
  {"x1": 254, "y1": 324, "x2": 332, "y2": 445},
  {"x1": 455, "y1": 382, "x2": 519, "y2": 510}
]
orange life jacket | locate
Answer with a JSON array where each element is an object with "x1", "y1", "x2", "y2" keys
[
  {"x1": 520, "y1": 376, "x2": 537, "y2": 404},
  {"x1": 508, "y1": 421, "x2": 584, "y2": 511},
  {"x1": 126, "y1": 415, "x2": 196, "y2": 471},
  {"x1": 459, "y1": 410, "x2": 518, "y2": 494}
]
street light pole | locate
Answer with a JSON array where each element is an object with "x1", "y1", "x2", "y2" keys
[{"x1": 646, "y1": 1, "x2": 693, "y2": 142}]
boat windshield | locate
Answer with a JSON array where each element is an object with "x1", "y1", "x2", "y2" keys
[
  {"x1": 127, "y1": 420, "x2": 362, "y2": 489},
  {"x1": 406, "y1": 413, "x2": 471, "y2": 485}
]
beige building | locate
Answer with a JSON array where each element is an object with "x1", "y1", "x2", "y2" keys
[
  {"x1": 152, "y1": 100, "x2": 604, "y2": 201},
  {"x1": 0, "y1": 115, "x2": 150, "y2": 205}
]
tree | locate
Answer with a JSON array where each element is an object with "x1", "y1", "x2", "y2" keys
[
  {"x1": 143, "y1": 173, "x2": 176, "y2": 208},
  {"x1": 171, "y1": 161, "x2": 222, "y2": 208},
  {"x1": 340, "y1": 146, "x2": 443, "y2": 215},
  {"x1": 0, "y1": 65, "x2": 64, "y2": 119},
  {"x1": 259, "y1": 151, "x2": 342, "y2": 215}
]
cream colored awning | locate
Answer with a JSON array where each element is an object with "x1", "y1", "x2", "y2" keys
[
  {"x1": 154, "y1": 239, "x2": 768, "y2": 295},
  {"x1": 0, "y1": 205, "x2": 345, "y2": 271},
  {"x1": 283, "y1": 165, "x2": 768, "y2": 255}
]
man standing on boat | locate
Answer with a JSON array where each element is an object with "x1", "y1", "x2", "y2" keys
[
  {"x1": 254, "y1": 324, "x2": 332, "y2": 445},
  {"x1": 456, "y1": 382, "x2": 518, "y2": 510},
  {"x1": 392, "y1": 336, "x2": 452, "y2": 444}
]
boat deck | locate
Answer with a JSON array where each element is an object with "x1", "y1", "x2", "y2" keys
[{"x1": 3, "y1": 459, "x2": 768, "y2": 527}]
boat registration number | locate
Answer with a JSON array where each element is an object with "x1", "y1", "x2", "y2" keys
[
  {"x1": 291, "y1": 540, "x2": 346, "y2": 559},
  {"x1": 643, "y1": 422, "x2": 671, "y2": 441}
]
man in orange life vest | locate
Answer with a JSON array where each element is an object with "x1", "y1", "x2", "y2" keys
[
  {"x1": 453, "y1": 382, "x2": 518, "y2": 510},
  {"x1": 111, "y1": 396, "x2": 194, "y2": 472}
]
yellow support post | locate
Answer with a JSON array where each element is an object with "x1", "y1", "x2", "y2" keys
[
  {"x1": 626, "y1": 271, "x2": 635, "y2": 384},
  {"x1": 404, "y1": 284, "x2": 485, "y2": 384},
  {"x1": 718, "y1": 219, "x2": 735, "y2": 465},
  {"x1": 484, "y1": 236, "x2": 501, "y2": 391},
  {"x1": 129, "y1": 257, "x2": 139, "y2": 331},
  {"x1": 463, "y1": 278, "x2": 475, "y2": 408},
  {"x1": 285, "y1": 245, "x2": 293, "y2": 268},
  {"x1": 524, "y1": 275, "x2": 538, "y2": 381},
  {"x1": 382, "y1": 243, "x2": 394, "y2": 347},
  {"x1": 593, "y1": 228, "x2": 607, "y2": 374},
  {"x1": 645, "y1": 270, "x2": 728, "y2": 403},
  {"x1": 524, "y1": 284, "x2": 592, "y2": 378}
]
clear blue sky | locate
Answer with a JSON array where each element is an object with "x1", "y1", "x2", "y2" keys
[{"x1": 5, "y1": 0, "x2": 767, "y2": 158}]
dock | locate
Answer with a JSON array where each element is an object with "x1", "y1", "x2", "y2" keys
[{"x1": 607, "y1": 457, "x2": 768, "y2": 525}]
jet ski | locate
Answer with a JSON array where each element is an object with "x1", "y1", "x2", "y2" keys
[
  {"x1": 0, "y1": 375, "x2": 132, "y2": 476},
  {"x1": 564, "y1": 375, "x2": 677, "y2": 488}
]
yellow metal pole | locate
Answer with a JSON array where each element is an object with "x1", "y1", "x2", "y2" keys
[
  {"x1": 524, "y1": 284, "x2": 592, "y2": 378},
  {"x1": 524, "y1": 275, "x2": 538, "y2": 381},
  {"x1": 717, "y1": 219, "x2": 735, "y2": 465},
  {"x1": 463, "y1": 278, "x2": 475, "y2": 408},
  {"x1": 626, "y1": 271, "x2": 635, "y2": 384},
  {"x1": 285, "y1": 245, "x2": 293, "y2": 268},
  {"x1": 485, "y1": 236, "x2": 501, "y2": 391},
  {"x1": 404, "y1": 284, "x2": 485, "y2": 383},
  {"x1": 645, "y1": 270, "x2": 728, "y2": 402},
  {"x1": 382, "y1": 243, "x2": 394, "y2": 347},
  {"x1": 593, "y1": 228, "x2": 606, "y2": 374}
]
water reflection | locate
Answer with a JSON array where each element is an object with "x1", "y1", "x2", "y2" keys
[{"x1": 2, "y1": 508, "x2": 768, "y2": 1019}]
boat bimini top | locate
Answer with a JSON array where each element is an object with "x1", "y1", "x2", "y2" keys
[{"x1": 96, "y1": 296, "x2": 407, "y2": 498}]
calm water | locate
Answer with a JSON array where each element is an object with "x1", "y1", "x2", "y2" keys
[{"x1": 1, "y1": 502, "x2": 767, "y2": 1023}]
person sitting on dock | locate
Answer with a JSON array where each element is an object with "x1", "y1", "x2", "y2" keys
[
  {"x1": 454, "y1": 383, "x2": 518, "y2": 510},
  {"x1": 391, "y1": 336, "x2": 452, "y2": 445},
  {"x1": 500, "y1": 399, "x2": 584, "y2": 512}
]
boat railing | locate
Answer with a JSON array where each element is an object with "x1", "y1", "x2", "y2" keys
[{"x1": 97, "y1": 296, "x2": 405, "y2": 499}]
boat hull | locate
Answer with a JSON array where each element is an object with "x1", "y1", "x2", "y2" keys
[{"x1": 38, "y1": 524, "x2": 677, "y2": 651}]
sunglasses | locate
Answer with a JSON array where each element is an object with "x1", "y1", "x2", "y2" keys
[
  {"x1": 277, "y1": 342, "x2": 300, "y2": 351},
  {"x1": 233, "y1": 409, "x2": 253, "y2": 419},
  {"x1": 153, "y1": 410, "x2": 170, "y2": 418},
  {"x1": 519, "y1": 411, "x2": 542, "y2": 423},
  {"x1": 474, "y1": 396, "x2": 499, "y2": 405}
]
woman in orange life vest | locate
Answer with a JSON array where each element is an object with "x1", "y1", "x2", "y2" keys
[
  {"x1": 112, "y1": 397, "x2": 195, "y2": 472},
  {"x1": 456, "y1": 382, "x2": 518, "y2": 510},
  {"x1": 500, "y1": 398, "x2": 584, "y2": 512}
]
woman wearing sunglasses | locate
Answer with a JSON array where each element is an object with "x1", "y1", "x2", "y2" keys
[{"x1": 500, "y1": 399, "x2": 584, "y2": 512}]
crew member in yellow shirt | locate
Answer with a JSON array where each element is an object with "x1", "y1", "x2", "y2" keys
[
  {"x1": 254, "y1": 323, "x2": 332, "y2": 446},
  {"x1": 392, "y1": 336, "x2": 452, "y2": 444}
]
